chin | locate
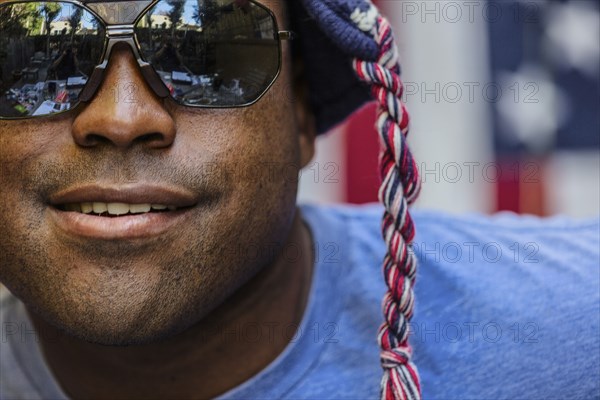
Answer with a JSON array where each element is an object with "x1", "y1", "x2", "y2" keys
[
  {"x1": 28, "y1": 296, "x2": 201, "y2": 347},
  {"x1": 17, "y1": 266, "x2": 214, "y2": 347}
]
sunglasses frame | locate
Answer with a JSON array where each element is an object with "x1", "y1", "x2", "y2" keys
[{"x1": 0, "y1": 0, "x2": 293, "y2": 120}]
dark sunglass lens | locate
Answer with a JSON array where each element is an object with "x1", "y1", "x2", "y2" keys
[
  {"x1": 136, "y1": 0, "x2": 279, "y2": 107},
  {"x1": 0, "y1": 2, "x2": 104, "y2": 118}
]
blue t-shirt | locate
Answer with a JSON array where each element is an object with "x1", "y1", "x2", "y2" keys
[{"x1": 1, "y1": 204, "x2": 599, "y2": 399}]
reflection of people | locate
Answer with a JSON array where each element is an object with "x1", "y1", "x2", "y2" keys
[
  {"x1": 221, "y1": 0, "x2": 251, "y2": 14},
  {"x1": 49, "y1": 42, "x2": 59, "y2": 60},
  {"x1": 0, "y1": 1, "x2": 598, "y2": 400},
  {"x1": 152, "y1": 36, "x2": 190, "y2": 74},
  {"x1": 48, "y1": 44, "x2": 80, "y2": 80},
  {"x1": 233, "y1": 0, "x2": 251, "y2": 13}
]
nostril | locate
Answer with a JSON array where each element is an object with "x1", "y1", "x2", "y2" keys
[
  {"x1": 75, "y1": 131, "x2": 172, "y2": 148},
  {"x1": 82, "y1": 134, "x2": 112, "y2": 147},
  {"x1": 134, "y1": 132, "x2": 166, "y2": 144}
]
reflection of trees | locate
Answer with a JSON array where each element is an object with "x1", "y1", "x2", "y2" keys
[
  {"x1": 0, "y1": 6, "x2": 21, "y2": 84},
  {"x1": 0, "y1": 3, "x2": 36, "y2": 37},
  {"x1": 68, "y1": 8, "x2": 82, "y2": 42},
  {"x1": 166, "y1": 0, "x2": 184, "y2": 35},
  {"x1": 144, "y1": 7, "x2": 154, "y2": 48},
  {"x1": 193, "y1": 2, "x2": 268, "y2": 40},
  {"x1": 42, "y1": 3, "x2": 61, "y2": 57},
  {"x1": 0, "y1": 3, "x2": 36, "y2": 83},
  {"x1": 24, "y1": 3, "x2": 44, "y2": 35},
  {"x1": 193, "y1": 2, "x2": 220, "y2": 27}
]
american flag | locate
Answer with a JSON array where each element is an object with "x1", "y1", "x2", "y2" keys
[{"x1": 299, "y1": 0, "x2": 600, "y2": 218}]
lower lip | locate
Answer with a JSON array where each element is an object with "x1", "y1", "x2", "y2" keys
[{"x1": 48, "y1": 207, "x2": 193, "y2": 240}]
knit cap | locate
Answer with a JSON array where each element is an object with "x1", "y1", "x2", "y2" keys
[{"x1": 289, "y1": 0, "x2": 383, "y2": 134}]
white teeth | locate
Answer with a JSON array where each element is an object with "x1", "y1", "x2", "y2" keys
[
  {"x1": 107, "y1": 203, "x2": 130, "y2": 216},
  {"x1": 129, "y1": 204, "x2": 152, "y2": 214},
  {"x1": 93, "y1": 202, "x2": 108, "y2": 214},
  {"x1": 81, "y1": 202, "x2": 93, "y2": 214},
  {"x1": 65, "y1": 202, "x2": 177, "y2": 215}
]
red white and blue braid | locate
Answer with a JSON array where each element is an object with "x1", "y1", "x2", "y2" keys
[{"x1": 351, "y1": 5, "x2": 422, "y2": 400}]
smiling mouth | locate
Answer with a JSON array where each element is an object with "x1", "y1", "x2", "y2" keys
[
  {"x1": 56, "y1": 202, "x2": 182, "y2": 217},
  {"x1": 47, "y1": 184, "x2": 201, "y2": 239},
  {"x1": 49, "y1": 202, "x2": 196, "y2": 239}
]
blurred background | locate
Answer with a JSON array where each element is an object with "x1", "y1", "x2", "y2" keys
[{"x1": 298, "y1": 0, "x2": 600, "y2": 218}]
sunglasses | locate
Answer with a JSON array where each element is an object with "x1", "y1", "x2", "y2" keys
[{"x1": 0, "y1": 0, "x2": 293, "y2": 119}]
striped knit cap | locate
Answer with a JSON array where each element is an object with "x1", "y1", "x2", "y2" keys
[{"x1": 290, "y1": 0, "x2": 422, "y2": 399}]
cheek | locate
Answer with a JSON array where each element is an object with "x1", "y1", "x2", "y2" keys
[
  {"x1": 0, "y1": 120, "x2": 63, "y2": 254},
  {"x1": 1, "y1": 122, "x2": 42, "y2": 194},
  {"x1": 173, "y1": 79, "x2": 300, "y2": 211},
  {"x1": 0, "y1": 126, "x2": 52, "y2": 300},
  {"x1": 0, "y1": 119, "x2": 73, "y2": 244},
  {"x1": 171, "y1": 92, "x2": 301, "y2": 274},
  {"x1": 0, "y1": 117, "x2": 72, "y2": 196}
]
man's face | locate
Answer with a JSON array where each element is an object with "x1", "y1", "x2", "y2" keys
[{"x1": 0, "y1": 0, "x2": 310, "y2": 345}]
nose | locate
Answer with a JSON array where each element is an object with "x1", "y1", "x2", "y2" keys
[{"x1": 72, "y1": 44, "x2": 176, "y2": 148}]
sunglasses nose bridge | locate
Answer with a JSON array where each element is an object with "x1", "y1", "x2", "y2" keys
[{"x1": 79, "y1": 32, "x2": 170, "y2": 102}]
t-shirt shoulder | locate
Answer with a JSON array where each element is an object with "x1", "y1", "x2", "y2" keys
[
  {"x1": 414, "y1": 208, "x2": 600, "y2": 232},
  {"x1": 302, "y1": 202, "x2": 600, "y2": 233}
]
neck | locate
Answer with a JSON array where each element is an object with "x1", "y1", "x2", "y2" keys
[{"x1": 28, "y1": 209, "x2": 314, "y2": 400}]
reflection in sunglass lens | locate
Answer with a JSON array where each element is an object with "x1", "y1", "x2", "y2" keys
[
  {"x1": 135, "y1": 0, "x2": 279, "y2": 107},
  {"x1": 0, "y1": 2, "x2": 104, "y2": 118}
]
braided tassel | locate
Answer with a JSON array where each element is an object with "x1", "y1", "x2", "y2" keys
[{"x1": 352, "y1": 12, "x2": 422, "y2": 400}]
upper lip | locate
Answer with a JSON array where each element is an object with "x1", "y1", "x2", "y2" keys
[{"x1": 48, "y1": 184, "x2": 199, "y2": 207}]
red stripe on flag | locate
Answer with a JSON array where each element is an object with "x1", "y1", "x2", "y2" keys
[
  {"x1": 496, "y1": 158, "x2": 521, "y2": 213},
  {"x1": 345, "y1": 102, "x2": 380, "y2": 204},
  {"x1": 495, "y1": 156, "x2": 547, "y2": 215}
]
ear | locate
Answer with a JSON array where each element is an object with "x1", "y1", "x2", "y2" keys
[{"x1": 292, "y1": 57, "x2": 317, "y2": 168}]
